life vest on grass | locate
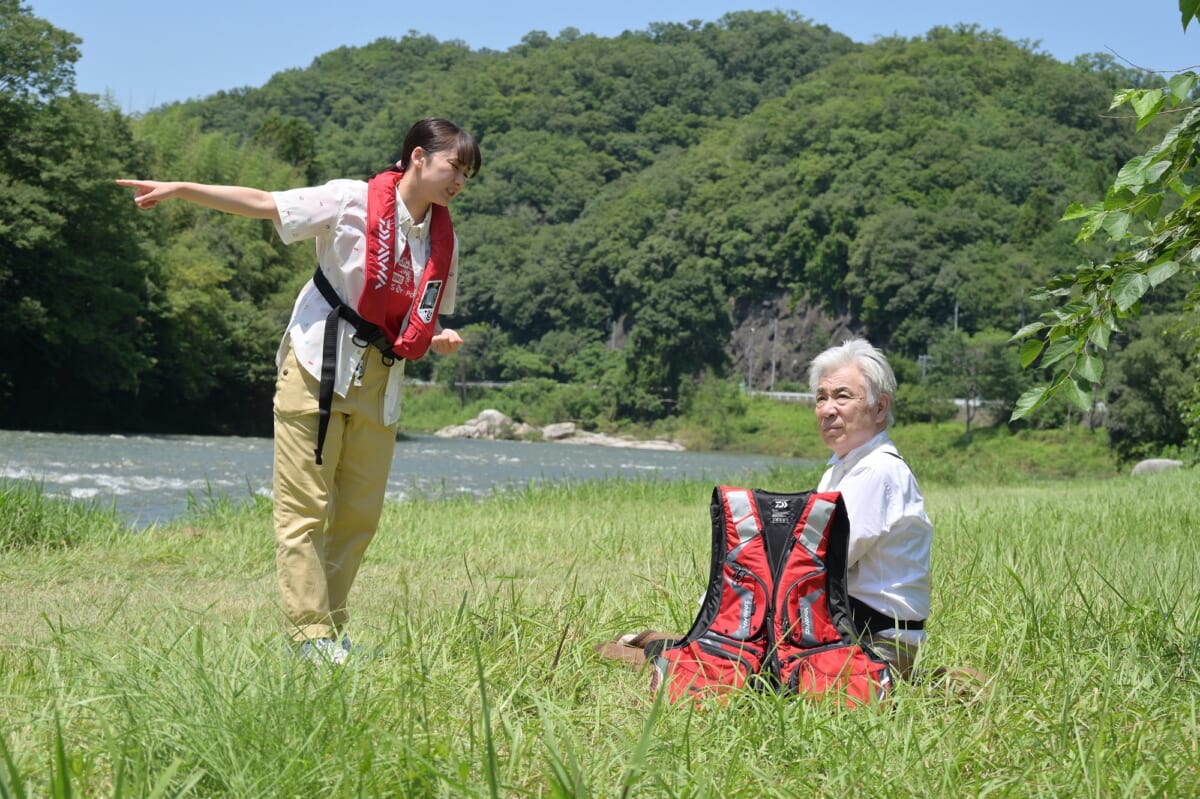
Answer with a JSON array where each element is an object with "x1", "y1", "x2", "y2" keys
[
  {"x1": 308, "y1": 169, "x2": 455, "y2": 464},
  {"x1": 650, "y1": 486, "x2": 892, "y2": 706}
]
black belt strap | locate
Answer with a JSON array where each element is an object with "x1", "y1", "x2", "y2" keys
[
  {"x1": 309, "y1": 267, "x2": 396, "y2": 465},
  {"x1": 850, "y1": 596, "x2": 926, "y2": 635}
]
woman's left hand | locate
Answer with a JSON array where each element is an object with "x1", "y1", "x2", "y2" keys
[{"x1": 430, "y1": 328, "x2": 463, "y2": 355}]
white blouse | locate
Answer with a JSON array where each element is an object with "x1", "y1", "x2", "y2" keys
[{"x1": 270, "y1": 179, "x2": 459, "y2": 425}]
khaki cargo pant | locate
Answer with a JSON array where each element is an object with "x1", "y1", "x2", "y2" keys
[{"x1": 272, "y1": 343, "x2": 398, "y2": 643}]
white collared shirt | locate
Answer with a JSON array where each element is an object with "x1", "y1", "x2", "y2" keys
[
  {"x1": 818, "y1": 429, "x2": 933, "y2": 647},
  {"x1": 270, "y1": 179, "x2": 459, "y2": 425}
]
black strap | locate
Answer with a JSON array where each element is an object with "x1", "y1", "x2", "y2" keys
[
  {"x1": 850, "y1": 596, "x2": 925, "y2": 635},
  {"x1": 309, "y1": 267, "x2": 397, "y2": 465}
]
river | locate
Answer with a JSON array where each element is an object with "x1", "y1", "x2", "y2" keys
[{"x1": 0, "y1": 429, "x2": 806, "y2": 527}]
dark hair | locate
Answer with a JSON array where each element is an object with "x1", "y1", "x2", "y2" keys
[{"x1": 390, "y1": 118, "x2": 482, "y2": 177}]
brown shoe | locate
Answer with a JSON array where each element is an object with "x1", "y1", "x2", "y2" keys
[{"x1": 593, "y1": 630, "x2": 676, "y2": 670}]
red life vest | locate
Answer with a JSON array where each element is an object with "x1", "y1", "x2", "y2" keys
[
  {"x1": 650, "y1": 486, "x2": 892, "y2": 706},
  {"x1": 358, "y1": 169, "x2": 455, "y2": 360},
  {"x1": 307, "y1": 170, "x2": 456, "y2": 465}
]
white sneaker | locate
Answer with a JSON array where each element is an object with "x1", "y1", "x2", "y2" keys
[{"x1": 298, "y1": 637, "x2": 349, "y2": 666}]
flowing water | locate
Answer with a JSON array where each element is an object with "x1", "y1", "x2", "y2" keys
[{"x1": 0, "y1": 429, "x2": 808, "y2": 527}]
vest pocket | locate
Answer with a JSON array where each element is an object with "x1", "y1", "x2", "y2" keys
[
  {"x1": 653, "y1": 636, "x2": 762, "y2": 704},
  {"x1": 709, "y1": 566, "x2": 769, "y2": 641},
  {"x1": 777, "y1": 569, "x2": 841, "y2": 649},
  {"x1": 780, "y1": 642, "x2": 892, "y2": 706}
]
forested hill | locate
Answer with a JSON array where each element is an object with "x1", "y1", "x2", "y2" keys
[{"x1": 2, "y1": 8, "x2": 1162, "y2": 434}]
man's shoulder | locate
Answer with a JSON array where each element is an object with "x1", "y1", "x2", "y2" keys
[{"x1": 849, "y1": 440, "x2": 912, "y2": 481}]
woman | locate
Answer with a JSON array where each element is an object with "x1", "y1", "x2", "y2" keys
[{"x1": 118, "y1": 118, "x2": 482, "y2": 663}]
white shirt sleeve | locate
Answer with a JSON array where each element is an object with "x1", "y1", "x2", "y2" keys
[{"x1": 271, "y1": 181, "x2": 347, "y2": 245}]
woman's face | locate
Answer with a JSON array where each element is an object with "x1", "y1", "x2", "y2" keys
[
  {"x1": 411, "y1": 146, "x2": 470, "y2": 206},
  {"x1": 814, "y1": 363, "x2": 890, "y2": 459}
]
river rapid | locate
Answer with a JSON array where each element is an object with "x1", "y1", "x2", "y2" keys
[{"x1": 0, "y1": 429, "x2": 806, "y2": 527}]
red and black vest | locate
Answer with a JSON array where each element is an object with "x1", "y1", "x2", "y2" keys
[
  {"x1": 650, "y1": 486, "x2": 892, "y2": 706},
  {"x1": 355, "y1": 168, "x2": 454, "y2": 358},
  {"x1": 309, "y1": 169, "x2": 455, "y2": 464}
]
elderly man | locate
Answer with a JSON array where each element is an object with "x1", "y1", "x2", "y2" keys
[
  {"x1": 596, "y1": 338, "x2": 933, "y2": 684},
  {"x1": 809, "y1": 338, "x2": 933, "y2": 678}
]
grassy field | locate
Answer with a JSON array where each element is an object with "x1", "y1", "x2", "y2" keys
[{"x1": 1, "y1": 451, "x2": 1197, "y2": 796}]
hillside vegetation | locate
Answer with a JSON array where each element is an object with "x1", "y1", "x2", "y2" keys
[{"x1": 4, "y1": 6, "x2": 1186, "y2": 454}]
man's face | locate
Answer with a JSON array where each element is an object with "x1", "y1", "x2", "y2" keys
[{"x1": 814, "y1": 364, "x2": 890, "y2": 459}]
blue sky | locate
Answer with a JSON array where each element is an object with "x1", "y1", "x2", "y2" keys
[{"x1": 24, "y1": 0, "x2": 1200, "y2": 114}]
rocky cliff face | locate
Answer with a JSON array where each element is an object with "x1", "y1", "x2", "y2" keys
[{"x1": 727, "y1": 295, "x2": 859, "y2": 391}]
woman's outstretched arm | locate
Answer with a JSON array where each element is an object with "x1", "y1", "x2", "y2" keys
[{"x1": 116, "y1": 179, "x2": 280, "y2": 222}]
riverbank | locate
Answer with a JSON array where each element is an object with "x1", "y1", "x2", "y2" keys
[
  {"x1": 1, "y1": 469, "x2": 1196, "y2": 795},
  {"x1": 401, "y1": 384, "x2": 1122, "y2": 482}
]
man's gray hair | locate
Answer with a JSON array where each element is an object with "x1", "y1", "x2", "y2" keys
[{"x1": 808, "y1": 339, "x2": 897, "y2": 426}]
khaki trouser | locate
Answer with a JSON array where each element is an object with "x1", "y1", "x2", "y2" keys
[{"x1": 272, "y1": 343, "x2": 397, "y2": 643}]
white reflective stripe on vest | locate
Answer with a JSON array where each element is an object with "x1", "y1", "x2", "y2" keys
[
  {"x1": 725, "y1": 489, "x2": 760, "y2": 543},
  {"x1": 797, "y1": 497, "x2": 835, "y2": 563}
]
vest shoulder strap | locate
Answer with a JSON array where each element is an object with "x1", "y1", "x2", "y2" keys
[{"x1": 308, "y1": 266, "x2": 397, "y2": 465}]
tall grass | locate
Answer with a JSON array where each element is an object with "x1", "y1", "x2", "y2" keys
[
  {"x1": 0, "y1": 480, "x2": 128, "y2": 550},
  {"x1": 1, "y1": 469, "x2": 1197, "y2": 796}
]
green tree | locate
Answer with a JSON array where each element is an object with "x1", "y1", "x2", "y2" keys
[
  {"x1": 929, "y1": 328, "x2": 1027, "y2": 441},
  {"x1": 623, "y1": 261, "x2": 732, "y2": 419},
  {"x1": 253, "y1": 113, "x2": 320, "y2": 181},
  {"x1": 679, "y1": 370, "x2": 748, "y2": 448},
  {"x1": 0, "y1": 2, "x2": 159, "y2": 429},
  {"x1": 0, "y1": 0, "x2": 77, "y2": 105},
  {"x1": 1104, "y1": 314, "x2": 1193, "y2": 461},
  {"x1": 1011, "y1": 5, "x2": 1200, "y2": 453},
  {"x1": 128, "y1": 108, "x2": 309, "y2": 433}
]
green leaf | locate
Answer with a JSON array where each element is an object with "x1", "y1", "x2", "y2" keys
[
  {"x1": 1061, "y1": 202, "x2": 1099, "y2": 221},
  {"x1": 1144, "y1": 160, "x2": 1172, "y2": 184},
  {"x1": 1051, "y1": 302, "x2": 1090, "y2": 323},
  {"x1": 1018, "y1": 337, "x2": 1046, "y2": 369},
  {"x1": 1169, "y1": 72, "x2": 1199, "y2": 104},
  {"x1": 1131, "y1": 90, "x2": 1167, "y2": 129},
  {"x1": 1076, "y1": 352, "x2": 1103, "y2": 383},
  {"x1": 1011, "y1": 386, "x2": 1050, "y2": 421},
  {"x1": 1113, "y1": 270, "x2": 1152, "y2": 311},
  {"x1": 1105, "y1": 186, "x2": 1139, "y2": 207},
  {"x1": 1182, "y1": 185, "x2": 1200, "y2": 209},
  {"x1": 1114, "y1": 155, "x2": 1149, "y2": 189},
  {"x1": 1065, "y1": 379, "x2": 1092, "y2": 412},
  {"x1": 1041, "y1": 338, "x2": 1078, "y2": 369},
  {"x1": 1110, "y1": 89, "x2": 1135, "y2": 110},
  {"x1": 1087, "y1": 320, "x2": 1113, "y2": 351},
  {"x1": 1011, "y1": 322, "x2": 1045, "y2": 341},
  {"x1": 1147, "y1": 260, "x2": 1181, "y2": 286},
  {"x1": 1182, "y1": 0, "x2": 1200, "y2": 31},
  {"x1": 1141, "y1": 192, "x2": 1164, "y2": 221},
  {"x1": 1099, "y1": 211, "x2": 1132, "y2": 240}
]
